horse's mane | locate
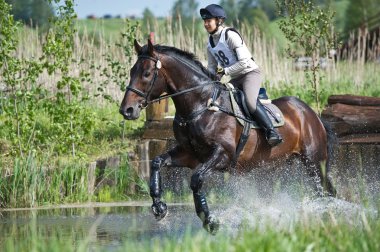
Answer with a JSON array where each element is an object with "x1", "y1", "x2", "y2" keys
[{"x1": 141, "y1": 44, "x2": 216, "y2": 80}]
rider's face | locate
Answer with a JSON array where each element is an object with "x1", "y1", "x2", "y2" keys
[{"x1": 203, "y1": 18, "x2": 218, "y2": 34}]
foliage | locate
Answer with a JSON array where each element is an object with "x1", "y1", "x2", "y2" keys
[
  {"x1": 171, "y1": 0, "x2": 198, "y2": 28},
  {"x1": 275, "y1": 0, "x2": 336, "y2": 112},
  {"x1": 38, "y1": 0, "x2": 96, "y2": 157},
  {"x1": 97, "y1": 18, "x2": 140, "y2": 103},
  {"x1": 5, "y1": 0, "x2": 54, "y2": 29},
  {"x1": 0, "y1": 0, "x2": 141, "y2": 158},
  {"x1": 219, "y1": 0, "x2": 239, "y2": 26},
  {"x1": 142, "y1": 8, "x2": 156, "y2": 33},
  {"x1": 343, "y1": 0, "x2": 380, "y2": 38},
  {"x1": 0, "y1": 0, "x2": 45, "y2": 156},
  {"x1": 241, "y1": 7, "x2": 271, "y2": 35}
]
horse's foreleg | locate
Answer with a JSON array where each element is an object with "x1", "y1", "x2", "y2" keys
[
  {"x1": 150, "y1": 147, "x2": 200, "y2": 221},
  {"x1": 150, "y1": 153, "x2": 170, "y2": 220}
]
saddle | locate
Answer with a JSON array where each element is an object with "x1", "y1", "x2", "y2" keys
[
  {"x1": 227, "y1": 84, "x2": 285, "y2": 128},
  {"x1": 210, "y1": 83, "x2": 285, "y2": 167}
]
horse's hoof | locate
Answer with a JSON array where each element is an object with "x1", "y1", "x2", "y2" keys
[
  {"x1": 203, "y1": 215, "x2": 220, "y2": 235},
  {"x1": 151, "y1": 201, "x2": 168, "y2": 221}
]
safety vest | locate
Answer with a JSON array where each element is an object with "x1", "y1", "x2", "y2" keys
[{"x1": 207, "y1": 28, "x2": 238, "y2": 68}]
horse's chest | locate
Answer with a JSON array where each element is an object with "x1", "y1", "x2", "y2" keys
[{"x1": 177, "y1": 124, "x2": 212, "y2": 154}]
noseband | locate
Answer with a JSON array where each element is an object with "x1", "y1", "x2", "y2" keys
[{"x1": 126, "y1": 55, "x2": 162, "y2": 108}]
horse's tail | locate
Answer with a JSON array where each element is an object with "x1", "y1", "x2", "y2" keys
[{"x1": 321, "y1": 119, "x2": 338, "y2": 173}]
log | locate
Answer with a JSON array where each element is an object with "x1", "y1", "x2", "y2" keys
[
  {"x1": 146, "y1": 100, "x2": 168, "y2": 121},
  {"x1": 322, "y1": 103, "x2": 380, "y2": 136},
  {"x1": 328, "y1": 95, "x2": 380, "y2": 106},
  {"x1": 142, "y1": 118, "x2": 175, "y2": 139}
]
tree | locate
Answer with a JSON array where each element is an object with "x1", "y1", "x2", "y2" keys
[
  {"x1": 257, "y1": 0, "x2": 277, "y2": 21},
  {"x1": 142, "y1": 7, "x2": 155, "y2": 32},
  {"x1": 219, "y1": 0, "x2": 239, "y2": 26},
  {"x1": 242, "y1": 7, "x2": 270, "y2": 33},
  {"x1": 237, "y1": 0, "x2": 270, "y2": 33},
  {"x1": 344, "y1": 0, "x2": 380, "y2": 37},
  {"x1": 5, "y1": 0, "x2": 54, "y2": 28},
  {"x1": 171, "y1": 0, "x2": 198, "y2": 27},
  {"x1": 276, "y1": 0, "x2": 336, "y2": 112}
]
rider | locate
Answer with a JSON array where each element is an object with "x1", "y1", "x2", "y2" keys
[{"x1": 200, "y1": 4, "x2": 283, "y2": 147}]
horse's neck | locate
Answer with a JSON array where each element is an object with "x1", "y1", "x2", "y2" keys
[
  {"x1": 171, "y1": 81, "x2": 213, "y2": 117},
  {"x1": 165, "y1": 55, "x2": 213, "y2": 117}
]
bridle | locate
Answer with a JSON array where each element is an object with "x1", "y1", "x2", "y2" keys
[
  {"x1": 126, "y1": 54, "x2": 218, "y2": 108},
  {"x1": 126, "y1": 55, "x2": 161, "y2": 108},
  {"x1": 126, "y1": 53, "x2": 256, "y2": 127}
]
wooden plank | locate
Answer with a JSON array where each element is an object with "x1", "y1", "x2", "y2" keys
[
  {"x1": 146, "y1": 100, "x2": 168, "y2": 121},
  {"x1": 143, "y1": 118, "x2": 175, "y2": 139},
  {"x1": 328, "y1": 95, "x2": 380, "y2": 106},
  {"x1": 322, "y1": 103, "x2": 380, "y2": 136},
  {"x1": 338, "y1": 134, "x2": 380, "y2": 144}
]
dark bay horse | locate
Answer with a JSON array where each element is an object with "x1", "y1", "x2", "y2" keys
[{"x1": 119, "y1": 39, "x2": 336, "y2": 234}]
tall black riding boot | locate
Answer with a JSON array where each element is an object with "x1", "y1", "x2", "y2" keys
[{"x1": 251, "y1": 100, "x2": 283, "y2": 147}]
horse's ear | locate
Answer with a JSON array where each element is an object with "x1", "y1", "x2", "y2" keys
[
  {"x1": 147, "y1": 39, "x2": 154, "y2": 56},
  {"x1": 134, "y1": 39, "x2": 142, "y2": 55}
]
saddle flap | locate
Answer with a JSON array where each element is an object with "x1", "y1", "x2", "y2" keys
[{"x1": 226, "y1": 84, "x2": 285, "y2": 129}]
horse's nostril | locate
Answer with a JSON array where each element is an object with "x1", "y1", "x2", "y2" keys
[{"x1": 126, "y1": 107, "x2": 134, "y2": 116}]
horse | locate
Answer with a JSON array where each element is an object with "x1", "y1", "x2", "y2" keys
[{"x1": 119, "y1": 39, "x2": 336, "y2": 234}]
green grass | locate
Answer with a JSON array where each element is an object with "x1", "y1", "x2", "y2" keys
[{"x1": 75, "y1": 18, "x2": 136, "y2": 42}]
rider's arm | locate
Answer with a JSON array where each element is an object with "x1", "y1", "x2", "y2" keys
[{"x1": 224, "y1": 31, "x2": 257, "y2": 77}]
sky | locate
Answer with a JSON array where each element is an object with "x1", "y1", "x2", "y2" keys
[{"x1": 72, "y1": 0, "x2": 217, "y2": 19}]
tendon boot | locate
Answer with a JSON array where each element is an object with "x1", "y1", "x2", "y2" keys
[{"x1": 251, "y1": 100, "x2": 283, "y2": 147}]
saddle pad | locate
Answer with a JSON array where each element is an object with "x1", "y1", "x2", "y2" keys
[{"x1": 225, "y1": 83, "x2": 285, "y2": 129}]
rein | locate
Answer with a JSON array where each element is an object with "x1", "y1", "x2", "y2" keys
[
  {"x1": 128, "y1": 54, "x2": 256, "y2": 126},
  {"x1": 127, "y1": 55, "x2": 219, "y2": 106}
]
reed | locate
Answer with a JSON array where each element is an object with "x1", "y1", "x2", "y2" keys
[
  {"x1": 13, "y1": 18, "x2": 380, "y2": 104},
  {"x1": 0, "y1": 152, "x2": 139, "y2": 208}
]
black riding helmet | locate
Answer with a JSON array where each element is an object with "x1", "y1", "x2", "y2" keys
[{"x1": 200, "y1": 4, "x2": 227, "y2": 20}]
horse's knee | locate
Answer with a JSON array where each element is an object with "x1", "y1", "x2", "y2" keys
[
  {"x1": 151, "y1": 154, "x2": 169, "y2": 171},
  {"x1": 190, "y1": 172, "x2": 204, "y2": 193}
]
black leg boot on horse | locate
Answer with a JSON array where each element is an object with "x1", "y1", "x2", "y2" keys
[
  {"x1": 191, "y1": 171, "x2": 220, "y2": 235},
  {"x1": 251, "y1": 99, "x2": 283, "y2": 147},
  {"x1": 150, "y1": 155, "x2": 169, "y2": 220}
]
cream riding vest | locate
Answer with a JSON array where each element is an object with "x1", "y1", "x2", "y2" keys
[{"x1": 207, "y1": 28, "x2": 238, "y2": 68}]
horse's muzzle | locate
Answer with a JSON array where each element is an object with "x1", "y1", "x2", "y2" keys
[{"x1": 119, "y1": 106, "x2": 139, "y2": 120}]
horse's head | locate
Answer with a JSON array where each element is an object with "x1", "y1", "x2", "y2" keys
[{"x1": 119, "y1": 39, "x2": 167, "y2": 120}]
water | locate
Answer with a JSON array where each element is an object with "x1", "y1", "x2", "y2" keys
[
  {"x1": 0, "y1": 202, "x2": 200, "y2": 249},
  {"x1": 1, "y1": 195, "x2": 377, "y2": 251},
  {"x1": 1, "y1": 165, "x2": 379, "y2": 251}
]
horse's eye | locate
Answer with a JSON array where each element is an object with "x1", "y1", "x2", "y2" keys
[{"x1": 143, "y1": 71, "x2": 150, "y2": 78}]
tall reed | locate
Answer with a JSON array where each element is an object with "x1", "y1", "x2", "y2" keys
[{"x1": 13, "y1": 18, "x2": 379, "y2": 104}]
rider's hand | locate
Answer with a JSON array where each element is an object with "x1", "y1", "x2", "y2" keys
[
  {"x1": 216, "y1": 67, "x2": 225, "y2": 81},
  {"x1": 217, "y1": 67, "x2": 225, "y2": 75}
]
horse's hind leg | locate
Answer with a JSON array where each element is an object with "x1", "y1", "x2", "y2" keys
[{"x1": 303, "y1": 157, "x2": 336, "y2": 197}]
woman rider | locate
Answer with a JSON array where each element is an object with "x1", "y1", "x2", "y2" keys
[{"x1": 200, "y1": 4, "x2": 283, "y2": 147}]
